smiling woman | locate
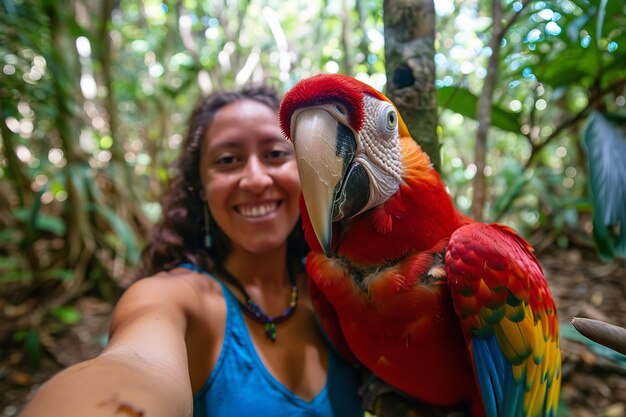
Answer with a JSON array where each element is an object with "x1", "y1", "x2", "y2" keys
[
  {"x1": 18, "y1": 85, "x2": 364, "y2": 417},
  {"x1": 200, "y1": 99, "x2": 301, "y2": 256}
]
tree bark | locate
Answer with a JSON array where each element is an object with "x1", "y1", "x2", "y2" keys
[
  {"x1": 383, "y1": 0, "x2": 439, "y2": 170},
  {"x1": 98, "y1": 0, "x2": 118, "y2": 151},
  {"x1": 355, "y1": 0, "x2": 374, "y2": 74},
  {"x1": 471, "y1": 0, "x2": 530, "y2": 221},
  {"x1": 572, "y1": 317, "x2": 626, "y2": 355},
  {"x1": 470, "y1": 0, "x2": 502, "y2": 222},
  {"x1": 0, "y1": 96, "x2": 31, "y2": 208},
  {"x1": 341, "y1": 0, "x2": 354, "y2": 75},
  {"x1": 47, "y1": 0, "x2": 95, "y2": 284}
]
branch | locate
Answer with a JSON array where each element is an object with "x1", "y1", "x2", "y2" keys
[
  {"x1": 523, "y1": 77, "x2": 625, "y2": 169},
  {"x1": 262, "y1": 6, "x2": 290, "y2": 82},
  {"x1": 340, "y1": 0, "x2": 353, "y2": 75},
  {"x1": 572, "y1": 317, "x2": 626, "y2": 355},
  {"x1": 524, "y1": 107, "x2": 590, "y2": 170},
  {"x1": 0, "y1": 98, "x2": 30, "y2": 208},
  {"x1": 500, "y1": 0, "x2": 532, "y2": 37},
  {"x1": 355, "y1": 0, "x2": 373, "y2": 73},
  {"x1": 471, "y1": 0, "x2": 502, "y2": 221},
  {"x1": 471, "y1": 0, "x2": 532, "y2": 221},
  {"x1": 383, "y1": 0, "x2": 439, "y2": 169},
  {"x1": 176, "y1": 1, "x2": 212, "y2": 93},
  {"x1": 374, "y1": 392, "x2": 469, "y2": 417},
  {"x1": 98, "y1": 0, "x2": 124, "y2": 163}
]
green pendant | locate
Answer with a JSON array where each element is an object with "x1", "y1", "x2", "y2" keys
[{"x1": 265, "y1": 322, "x2": 277, "y2": 342}]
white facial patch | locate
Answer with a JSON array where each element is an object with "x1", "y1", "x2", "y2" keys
[{"x1": 353, "y1": 95, "x2": 403, "y2": 212}]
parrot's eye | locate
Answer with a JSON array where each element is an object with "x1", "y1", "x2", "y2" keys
[
  {"x1": 376, "y1": 102, "x2": 397, "y2": 134},
  {"x1": 386, "y1": 109, "x2": 397, "y2": 130},
  {"x1": 335, "y1": 104, "x2": 347, "y2": 115}
]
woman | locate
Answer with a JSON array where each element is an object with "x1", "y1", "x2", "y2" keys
[{"x1": 19, "y1": 85, "x2": 363, "y2": 417}]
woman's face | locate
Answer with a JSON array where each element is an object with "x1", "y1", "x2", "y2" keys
[{"x1": 199, "y1": 99, "x2": 301, "y2": 256}]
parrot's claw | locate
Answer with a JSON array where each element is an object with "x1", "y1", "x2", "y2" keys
[
  {"x1": 358, "y1": 372, "x2": 470, "y2": 417},
  {"x1": 358, "y1": 372, "x2": 401, "y2": 413}
]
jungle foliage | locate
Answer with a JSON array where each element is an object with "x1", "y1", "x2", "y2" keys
[{"x1": 1, "y1": 0, "x2": 625, "y2": 367}]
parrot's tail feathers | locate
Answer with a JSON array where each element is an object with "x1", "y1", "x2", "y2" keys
[
  {"x1": 473, "y1": 336, "x2": 525, "y2": 417},
  {"x1": 473, "y1": 337, "x2": 502, "y2": 417}
]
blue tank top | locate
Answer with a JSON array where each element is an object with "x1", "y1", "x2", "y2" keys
[{"x1": 181, "y1": 264, "x2": 364, "y2": 417}]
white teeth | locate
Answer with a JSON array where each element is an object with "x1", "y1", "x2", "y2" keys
[{"x1": 239, "y1": 203, "x2": 278, "y2": 218}]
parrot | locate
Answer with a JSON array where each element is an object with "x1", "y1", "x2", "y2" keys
[{"x1": 278, "y1": 74, "x2": 561, "y2": 417}]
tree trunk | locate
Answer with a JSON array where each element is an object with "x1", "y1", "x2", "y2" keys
[
  {"x1": 383, "y1": 0, "x2": 439, "y2": 170},
  {"x1": 380, "y1": 3, "x2": 448, "y2": 412},
  {"x1": 356, "y1": 0, "x2": 374, "y2": 74},
  {"x1": 0, "y1": 96, "x2": 31, "y2": 209},
  {"x1": 471, "y1": 0, "x2": 502, "y2": 222},
  {"x1": 340, "y1": 0, "x2": 354, "y2": 75},
  {"x1": 46, "y1": 1, "x2": 96, "y2": 288}
]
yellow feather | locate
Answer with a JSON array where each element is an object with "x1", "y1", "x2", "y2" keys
[{"x1": 495, "y1": 312, "x2": 536, "y2": 364}]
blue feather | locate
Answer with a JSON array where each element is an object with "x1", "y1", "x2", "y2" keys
[{"x1": 473, "y1": 336, "x2": 526, "y2": 417}]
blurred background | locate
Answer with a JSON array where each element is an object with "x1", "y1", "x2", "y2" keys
[{"x1": 1, "y1": 0, "x2": 625, "y2": 416}]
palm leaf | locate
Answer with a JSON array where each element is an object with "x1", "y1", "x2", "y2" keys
[
  {"x1": 582, "y1": 111, "x2": 626, "y2": 259},
  {"x1": 89, "y1": 203, "x2": 140, "y2": 265},
  {"x1": 437, "y1": 86, "x2": 521, "y2": 134}
]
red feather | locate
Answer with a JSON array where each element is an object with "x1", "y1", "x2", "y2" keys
[{"x1": 279, "y1": 74, "x2": 365, "y2": 138}]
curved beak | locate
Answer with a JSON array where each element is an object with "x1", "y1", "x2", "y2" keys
[{"x1": 291, "y1": 109, "x2": 355, "y2": 256}]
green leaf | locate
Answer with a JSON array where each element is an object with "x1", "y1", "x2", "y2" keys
[
  {"x1": 493, "y1": 172, "x2": 531, "y2": 219},
  {"x1": 35, "y1": 215, "x2": 66, "y2": 236},
  {"x1": 582, "y1": 111, "x2": 626, "y2": 259},
  {"x1": 12, "y1": 208, "x2": 66, "y2": 236},
  {"x1": 0, "y1": 228, "x2": 22, "y2": 244},
  {"x1": 596, "y1": 0, "x2": 608, "y2": 45},
  {"x1": 40, "y1": 268, "x2": 75, "y2": 281},
  {"x1": 437, "y1": 86, "x2": 521, "y2": 134},
  {"x1": 534, "y1": 48, "x2": 600, "y2": 88},
  {"x1": 556, "y1": 396, "x2": 571, "y2": 417},
  {"x1": 591, "y1": 216, "x2": 616, "y2": 260},
  {"x1": 0, "y1": 269, "x2": 33, "y2": 283},
  {"x1": 0, "y1": 256, "x2": 22, "y2": 271},
  {"x1": 66, "y1": 15, "x2": 91, "y2": 40},
  {"x1": 51, "y1": 306, "x2": 82, "y2": 325},
  {"x1": 24, "y1": 329, "x2": 41, "y2": 369},
  {"x1": 565, "y1": 15, "x2": 590, "y2": 43},
  {"x1": 67, "y1": 164, "x2": 89, "y2": 198},
  {"x1": 89, "y1": 204, "x2": 140, "y2": 265}
]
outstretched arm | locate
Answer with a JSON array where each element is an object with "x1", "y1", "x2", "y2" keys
[{"x1": 19, "y1": 276, "x2": 194, "y2": 417}]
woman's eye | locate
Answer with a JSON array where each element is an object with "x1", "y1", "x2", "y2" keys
[
  {"x1": 215, "y1": 155, "x2": 239, "y2": 165},
  {"x1": 266, "y1": 149, "x2": 290, "y2": 160}
]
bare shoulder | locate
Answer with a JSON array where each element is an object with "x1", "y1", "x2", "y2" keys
[
  {"x1": 109, "y1": 267, "x2": 223, "y2": 338},
  {"x1": 118, "y1": 268, "x2": 220, "y2": 306}
]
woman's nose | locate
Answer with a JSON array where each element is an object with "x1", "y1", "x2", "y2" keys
[{"x1": 239, "y1": 156, "x2": 273, "y2": 192}]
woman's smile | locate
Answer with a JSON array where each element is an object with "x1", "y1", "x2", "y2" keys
[{"x1": 235, "y1": 200, "x2": 282, "y2": 219}]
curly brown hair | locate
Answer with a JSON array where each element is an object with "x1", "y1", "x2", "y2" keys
[{"x1": 140, "y1": 85, "x2": 308, "y2": 276}]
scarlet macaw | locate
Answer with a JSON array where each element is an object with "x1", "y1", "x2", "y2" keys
[{"x1": 279, "y1": 74, "x2": 561, "y2": 417}]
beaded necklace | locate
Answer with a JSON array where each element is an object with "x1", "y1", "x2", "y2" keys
[{"x1": 216, "y1": 261, "x2": 298, "y2": 342}]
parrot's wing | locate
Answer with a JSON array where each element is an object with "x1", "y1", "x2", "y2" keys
[
  {"x1": 445, "y1": 223, "x2": 561, "y2": 417},
  {"x1": 308, "y1": 274, "x2": 358, "y2": 364}
]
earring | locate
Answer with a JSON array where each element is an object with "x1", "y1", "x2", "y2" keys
[{"x1": 203, "y1": 205, "x2": 213, "y2": 249}]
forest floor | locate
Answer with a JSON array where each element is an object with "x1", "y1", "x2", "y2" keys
[{"x1": 1, "y1": 244, "x2": 625, "y2": 417}]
